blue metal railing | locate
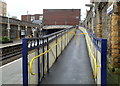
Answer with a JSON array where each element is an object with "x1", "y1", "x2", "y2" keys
[
  {"x1": 22, "y1": 27, "x2": 75, "y2": 86},
  {"x1": 80, "y1": 26, "x2": 107, "y2": 85}
]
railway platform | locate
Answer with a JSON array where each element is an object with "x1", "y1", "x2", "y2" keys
[
  {"x1": 1, "y1": 26, "x2": 107, "y2": 85},
  {"x1": 0, "y1": 39, "x2": 22, "y2": 49}
]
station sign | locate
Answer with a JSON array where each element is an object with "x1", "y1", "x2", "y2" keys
[
  {"x1": 107, "y1": 4, "x2": 113, "y2": 15},
  {"x1": 21, "y1": 30, "x2": 25, "y2": 35}
]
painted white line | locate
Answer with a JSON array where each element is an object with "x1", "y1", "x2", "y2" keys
[{"x1": 0, "y1": 58, "x2": 22, "y2": 68}]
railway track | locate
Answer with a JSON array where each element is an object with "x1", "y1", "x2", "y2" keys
[
  {"x1": 0, "y1": 30, "x2": 64, "y2": 66},
  {"x1": 0, "y1": 44, "x2": 22, "y2": 66}
]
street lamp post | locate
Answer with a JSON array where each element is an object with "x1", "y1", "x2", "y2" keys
[
  {"x1": 18, "y1": 24, "x2": 21, "y2": 39},
  {"x1": 27, "y1": 11, "x2": 29, "y2": 22},
  {"x1": 25, "y1": 26, "x2": 27, "y2": 37},
  {"x1": 7, "y1": 13, "x2": 11, "y2": 38}
]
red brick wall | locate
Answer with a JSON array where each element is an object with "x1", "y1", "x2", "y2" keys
[
  {"x1": 21, "y1": 15, "x2": 31, "y2": 22},
  {"x1": 35, "y1": 14, "x2": 40, "y2": 20},
  {"x1": 35, "y1": 14, "x2": 43, "y2": 20},
  {"x1": 21, "y1": 14, "x2": 43, "y2": 22},
  {"x1": 43, "y1": 9, "x2": 81, "y2": 25}
]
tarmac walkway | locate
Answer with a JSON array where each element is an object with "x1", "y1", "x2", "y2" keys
[{"x1": 41, "y1": 30, "x2": 95, "y2": 84}]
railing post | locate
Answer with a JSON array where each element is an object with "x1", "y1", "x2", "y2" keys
[
  {"x1": 61, "y1": 32, "x2": 62, "y2": 52},
  {"x1": 101, "y1": 39, "x2": 107, "y2": 85},
  {"x1": 22, "y1": 39, "x2": 28, "y2": 86},
  {"x1": 37, "y1": 39, "x2": 41, "y2": 84},
  {"x1": 68, "y1": 30, "x2": 70, "y2": 42},
  {"x1": 66, "y1": 30, "x2": 68, "y2": 45},
  {"x1": 56, "y1": 34, "x2": 58, "y2": 61},
  {"x1": 47, "y1": 37, "x2": 49, "y2": 73},
  {"x1": 42, "y1": 38, "x2": 45, "y2": 78},
  {"x1": 65, "y1": 30, "x2": 66, "y2": 47},
  {"x1": 67, "y1": 31, "x2": 68, "y2": 44}
]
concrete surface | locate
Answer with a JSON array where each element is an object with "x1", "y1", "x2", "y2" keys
[
  {"x1": 1, "y1": 58, "x2": 22, "y2": 84},
  {"x1": 41, "y1": 30, "x2": 95, "y2": 84},
  {"x1": 0, "y1": 39, "x2": 22, "y2": 48},
  {"x1": 0, "y1": 30, "x2": 95, "y2": 85}
]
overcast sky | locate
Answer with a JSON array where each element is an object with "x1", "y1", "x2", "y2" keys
[{"x1": 4, "y1": 0, "x2": 90, "y2": 20}]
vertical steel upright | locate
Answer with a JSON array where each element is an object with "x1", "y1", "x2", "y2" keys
[
  {"x1": 22, "y1": 39, "x2": 28, "y2": 86},
  {"x1": 101, "y1": 39, "x2": 107, "y2": 85},
  {"x1": 61, "y1": 32, "x2": 62, "y2": 52},
  {"x1": 47, "y1": 37, "x2": 49, "y2": 73},
  {"x1": 56, "y1": 34, "x2": 58, "y2": 61},
  {"x1": 42, "y1": 38, "x2": 45, "y2": 78},
  {"x1": 37, "y1": 39, "x2": 40, "y2": 84},
  {"x1": 64, "y1": 30, "x2": 66, "y2": 47}
]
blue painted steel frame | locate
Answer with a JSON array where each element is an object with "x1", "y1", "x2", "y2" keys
[
  {"x1": 22, "y1": 29, "x2": 68, "y2": 86},
  {"x1": 82, "y1": 26, "x2": 107, "y2": 85},
  {"x1": 101, "y1": 39, "x2": 107, "y2": 85},
  {"x1": 22, "y1": 28, "x2": 74, "y2": 85},
  {"x1": 83, "y1": 26, "x2": 102, "y2": 52},
  {"x1": 37, "y1": 39, "x2": 41, "y2": 84},
  {"x1": 22, "y1": 39, "x2": 28, "y2": 86}
]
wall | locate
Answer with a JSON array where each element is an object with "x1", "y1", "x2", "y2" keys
[
  {"x1": 82, "y1": 2, "x2": 120, "y2": 85},
  {"x1": 43, "y1": 9, "x2": 81, "y2": 25},
  {"x1": 21, "y1": 14, "x2": 43, "y2": 22},
  {"x1": 101, "y1": 3, "x2": 108, "y2": 39}
]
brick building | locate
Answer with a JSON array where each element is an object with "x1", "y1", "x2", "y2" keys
[
  {"x1": 21, "y1": 14, "x2": 43, "y2": 22},
  {"x1": 43, "y1": 9, "x2": 81, "y2": 25}
]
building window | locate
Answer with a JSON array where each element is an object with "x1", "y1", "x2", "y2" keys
[
  {"x1": 39, "y1": 16, "x2": 43, "y2": 20},
  {"x1": 31, "y1": 16, "x2": 35, "y2": 21}
]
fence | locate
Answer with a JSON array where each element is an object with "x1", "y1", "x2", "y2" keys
[
  {"x1": 22, "y1": 27, "x2": 76, "y2": 86},
  {"x1": 80, "y1": 26, "x2": 107, "y2": 85}
]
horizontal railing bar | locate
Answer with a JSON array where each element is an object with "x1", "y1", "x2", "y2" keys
[
  {"x1": 79, "y1": 28, "x2": 102, "y2": 52},
  {"x1": 83, "y1": 26, "x2": 102, "y2": 41},
  {"x1": 25, "y1": 27, "x2": 75, "y2": 41},
  {"x1": 27, "y1": 29, "x2": 73, "y2": 51},
  {"x1": 29, "y1": 29, "x2": 76, "y2": 75},
  {"x1": 42, "y1": 26, "x2": 75, "y2": 38},
  {"x1": 41, "y1": 29, "x2": 67, "y2": 39}
]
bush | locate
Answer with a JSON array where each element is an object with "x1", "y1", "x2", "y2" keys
[{"x1": 0, "y1": 36, "x2": 10, "y2": 43}]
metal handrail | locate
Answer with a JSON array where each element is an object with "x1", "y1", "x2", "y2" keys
[
  {"x1": 85, "y1": 35, "x2": 100, "y2": 79},
  {"x1": 29, "y1": 30, "x2": 76, "y2": 75},
  {"x1": 79, "y1": 27, "x2": 102, "y2": 79},
  {"x1": 26, "y1": 27, "x2": 75, "y2": 41},
  {"x1": 29, "y1": 29, "x2": 100, "y2": 79}
]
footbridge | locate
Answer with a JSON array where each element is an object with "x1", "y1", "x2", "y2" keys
[{"x1": 22, "y1": 26, "x2": 107, "y2": 85}]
